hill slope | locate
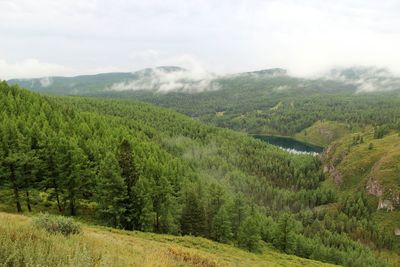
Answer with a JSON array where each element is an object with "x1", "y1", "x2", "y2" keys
[
  {"x1": 0, "y1": 212, "x2": 335, "y2": 267},
  {"x1": 0, "y1": 82, "x2": 397, "y2": 266},
  {"x1": 322, "y1": 129, "x2": 400, "y2": 233},
  {"x1": 9, "y1": 66, "x2": 400, "y2": 139}
]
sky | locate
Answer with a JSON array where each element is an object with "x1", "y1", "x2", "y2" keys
[{"x1": 1, "y1": 0, "x2": 400, "y2": 79}]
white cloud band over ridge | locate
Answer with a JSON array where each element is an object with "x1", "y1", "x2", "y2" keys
[{"x1": 109, "y1": 67, "x2": 220, "y2": 93}]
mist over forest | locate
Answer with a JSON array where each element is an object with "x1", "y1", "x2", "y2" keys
[{"x1": 2, "y1": 1, "x2": 400, "y2": 267}]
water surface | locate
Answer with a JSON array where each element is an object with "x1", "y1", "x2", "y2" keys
[{"x1": 253, "y1": 135, "x2": 323, "y2": 154}]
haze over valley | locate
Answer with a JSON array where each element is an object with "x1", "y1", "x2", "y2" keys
[{"x1": 1, "y1": 1, "x2": 400, "y2": 267}]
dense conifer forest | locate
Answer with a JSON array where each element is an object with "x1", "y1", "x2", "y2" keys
[
  {"x1": 93, "y1": 73, "x2": 400, "y2": 136},
  {"x1": 1, "y1": 81, "x2": 398, "y2": 266}
]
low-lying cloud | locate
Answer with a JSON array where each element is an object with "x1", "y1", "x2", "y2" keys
[
  {"x1": 39, "y1": 77, "x2": 53, "y2": 87},
  {"x1": 109, "y1": 67, "x2": 220, "y2": 93},
  {"x1": 325, "y1": 66, "x2": 400, "y2": 93}
]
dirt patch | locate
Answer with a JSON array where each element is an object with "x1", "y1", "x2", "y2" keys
[{"x1": 167, "y1": 247, "x2": 219, "y2": 267}]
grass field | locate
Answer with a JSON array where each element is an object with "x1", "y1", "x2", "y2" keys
[
  {"x1": 294, "y1": 121, "x2": 351, "y2": 147},
  {"x1": 0, "y1": 212, "x2": 336, "y2": 267}
]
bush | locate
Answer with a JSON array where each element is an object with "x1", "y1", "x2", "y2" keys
[{"x1": 32, "y1": 213, "x2": 81, "y2": 236}]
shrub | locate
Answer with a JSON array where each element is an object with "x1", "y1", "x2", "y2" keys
[{"x1": 32, "y1": 213, "x2": 81, "y2": 236}]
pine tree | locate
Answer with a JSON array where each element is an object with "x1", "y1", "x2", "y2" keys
[
  {"x1": 238, "y1": 216, "x2": 261, "y2": 252},
  {"x1": 59, "y1": 139, "x2": 90, "y2": 216},
  {"x1": 96, "y1": 152, "x2": 128, "y2": 228},
  {"x1": 0, "y1": 119, "x2": 27, "y2": 212},
  {"x1": 154, "y1": 176, "x2": 179, "y2": 234},
  {"x1": 211, "y1": 205, "x2": 232, "y2": 243},
  {"x1": 231, "y1": 194, "x2": 249, "y2": 240},
  {"x1": 134, "y1": 178, "x2": 155, "y2": 232},
  {"x1": 118, "y1": 139, "x2": 138, "y2": 230},
  {"x1": 181, "y1": 186, "x2": 206, "y2": 236},
  {"x1": 274, "y1": 213, "x2": 297, "y2": 254},
  {"x1": 206, "y1": 184, "x2": 225, "y2": 236}
]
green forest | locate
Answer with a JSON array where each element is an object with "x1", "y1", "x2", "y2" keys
[
  {"x1": 1, "y1": 81, "x2": 399, "y2": 266},
  {"x1": 94, "y1": 73, "x2": 400, "y2": 136}
]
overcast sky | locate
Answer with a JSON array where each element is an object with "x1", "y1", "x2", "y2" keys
[{"x1": 1, "y1": 0, "x2": 400, "y2": 79}]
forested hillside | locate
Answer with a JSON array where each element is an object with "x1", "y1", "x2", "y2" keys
[
  {"x1": 0, "y1": 82, "x2": 398, "y2": 266},
  {"x1": 103, "y1": 71, "x2": 400, "y2": 137},
  {"x1": 11, "y1": 66, "x2": 400, "y2": 138}
]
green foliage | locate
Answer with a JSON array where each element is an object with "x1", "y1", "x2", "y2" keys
[
  {"x1": 374, "y1": 126, "x2": 389, "y2": 139},
  {"x1": 211, "y1": 205, "x2": 232, "y2": 243},
  {"x1": 0, "y1": 82, "x2": 396, "y2": 267},
  {"x1": 0, "y1": 212, "x2": 337, "y2": 267},
  {"x1": 368, "y1": 142, "x2": 374, "y2": 150},
  {"x1": 95, "y1": 152, "x2": 128, "y2": 228},
  {"x1": 238, "y1": 216, "x2": 261, "y2": 252},
  {"x1": 180, "y1": 185, "x2": 207, "y2": 237},
  {"x1": 274, "y1": 213, "x2": 298, "y2": 254},
  {"x1": 32, "y1": 213, "x2": 81, "y2": 236},
  {"x1": 89, "y1": 75, "x2": 400, "y2": 138}
]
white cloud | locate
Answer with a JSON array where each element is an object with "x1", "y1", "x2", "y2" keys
[
  {"x1": 1, "y1": 0, "x2": 400, "y2": 77},
  {"x1": 110, "y1": 65, "x2": 219, "y2": 93},
  {"x1": 0, "y1": 58, "x2": 73, "y2": 80},
  {"x1": 39, "y1": 76, "x2": 52, "y2": 87}
]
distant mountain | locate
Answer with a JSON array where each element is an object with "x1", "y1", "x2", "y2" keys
[
  {"x1": 8, "y1": 72, "x2": 133, "y2": 94},
  {"x1": 329, "y1": 66, "x2": 391, "y2": 80},
  {"x1": 9, "y1": 65, "x2": 400, "y2": 96},
  {"x1": 236, "y1": 68, "x2": 288, "y2": 77},
  {"x1": 327, "y1": 66, "x2": 400, "y2": 92},
  {"x1": 7, "y1": 66, "x2": 189, "y2": 95}
]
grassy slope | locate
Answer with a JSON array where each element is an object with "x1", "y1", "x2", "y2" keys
[
  {"x1": 294, "y1": 121, "x2": 351, "y2": 147},
  {"x1": 0, "y1": 212, "x2": 335, "y2": 267},
  {"x1": 322, "y1": 129, "x2": 400, "y2": 232}
]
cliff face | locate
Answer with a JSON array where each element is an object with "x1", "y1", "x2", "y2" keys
[
  {"x1": 321, "y1": 131, "x2": 400, "y2": 212},
  {"x1": 367, "y1": 178, "x2": 400, "y2": 211},
  {"x1": 320, "y1": 143, "x2": 344, "y2": 186}
]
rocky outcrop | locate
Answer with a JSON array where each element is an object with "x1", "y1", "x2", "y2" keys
[
  {"x1": 366, "y1": 179, "x2": 383, "y2": 197},
  {"x1": 377, "y1": 199, "x2": 394, "y2": 211},
  {"x1": 329, "y1": 165, "x2": 343, "y2": 185},
  {"x1": 367, "y1": 178, "x2": 400, "y2": 211},
  {"x1": 321, "y1": 144, "x2": 343, "y2": 185},
  {"x1": 395, "y1": 228, "x2": 400, "y2": 236}
]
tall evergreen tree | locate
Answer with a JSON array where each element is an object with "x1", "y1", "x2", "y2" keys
[
  {"x1": 181, "y1": 186, "x2": 206, "y2": 236},
  {"x1": 211, "y1": 205, "x2": 232, "y2": 243},
  {"x1": 238, "y1": 216, "x2": 261, "y2": 252},
  {"x1": 118, "y1": 139, "x2": 138, "y2": 230},
  {"x1": 96, "y1": 152, "x2": 128, "y2": 228},
  {"x1": 274, "y1": 213, "x2": 297, "y2": 254}
]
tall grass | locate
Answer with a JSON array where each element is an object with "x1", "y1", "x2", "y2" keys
[
  {"x1": 0, "y1": 213, "x2": 217, "y2": 267},
  {"x1": 0, "y1": 214, "x2": 107, "y2": 266},
  {"x1": 0, "y1": 212, "x2": 334, "y2": 267}
]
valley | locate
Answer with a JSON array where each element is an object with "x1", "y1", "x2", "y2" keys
[
  {"x1": 3, "y1": 2, "x2": 400, "y2": 266},
  {"x1": 2, "y1": 66, "x2": 400, "y2": 267}
]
